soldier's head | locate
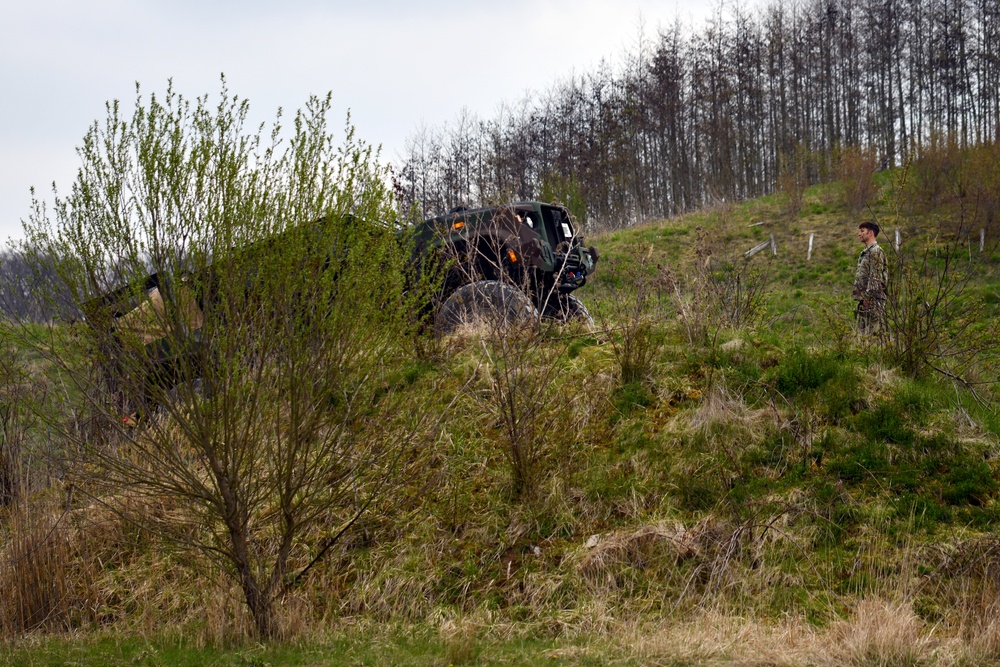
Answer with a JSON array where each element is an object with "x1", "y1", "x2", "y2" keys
[{"x1": 858, "y1": 221, "x2": 879, "y2": 246}]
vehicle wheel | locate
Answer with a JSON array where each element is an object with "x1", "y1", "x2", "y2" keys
[
  {"x1": 542, "y1": 293, "x2": 594, "y2": 328},
  {"x1": 435, "y1": 280, "x2": 539, "y2": 335}
]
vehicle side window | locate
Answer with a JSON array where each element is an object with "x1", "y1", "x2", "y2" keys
[
  {"x1": 554, "y1": 209, "x2": 574, "y2": 239},
  {"x1": 541, "y1": 206, "x2": 576, "y2": 245}
]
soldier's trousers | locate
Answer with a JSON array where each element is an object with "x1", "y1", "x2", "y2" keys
[{"x1": 854, "y1": 300, "x2": 885, "y2": 335}]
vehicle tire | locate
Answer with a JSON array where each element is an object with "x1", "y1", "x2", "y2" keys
[
  {"x1": 542, "y1": 293, "x2": 594, "y2": 328},
  {"x1": 435, "y1": 280, "x2": 539, "y2": 335}
]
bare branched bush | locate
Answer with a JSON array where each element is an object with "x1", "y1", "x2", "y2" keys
[
  {"x1": 0, "y1": 250, "x2": 79, "y2": 323},
  {"x1": 907, "y1": 133, "x2": 965, "y2": 213},
  {"x1": 0, "y1": 340, "x2": 33, "y2": 508},
  {"x1": 883, "y1": 232, "x2": 996, "y2": 382},
  {"x1": 429, "y1": 203, "x2": 594, "y2": 500},
  {"x1": 472, "y1": 322, "x2": 571, "y2": 501},
  {"x1": 443, "y1": 240, "x2": 577, "y2": 500},
  {"x1": 596, "y1": 246, "x2": 668, "y2": 384},
  {"x1": 878, "y1": 170, "x2": 998, "y2": 384},
  {"x1": 662, "y1": 229, "x2": 772, "y2": 348},
  {"x1": 778, "y1": 149, "x2": 810, "y2": 220},
  {"x1": 967, "y1": 142, "x2": 1000, "y2": 235},
  {"x1": 837, "y1": 145, "x2": 879, "y2": 216},
  {"x1": 700, "y1": 260, "x2": 772, "y2": 334}
]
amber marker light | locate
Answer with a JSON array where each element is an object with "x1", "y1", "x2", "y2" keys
[
  {"x1": 452, "y1": 221, "x2": 465, "y2": 230},
  {"x1": 507, "y1": 250, "x2": 518, "y2": 263}
]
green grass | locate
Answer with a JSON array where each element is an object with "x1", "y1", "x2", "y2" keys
[{"x1": 0, "y1": 632, "x2": 626, "y2": 666}]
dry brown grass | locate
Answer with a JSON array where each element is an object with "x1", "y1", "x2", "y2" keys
[
  {"x1": 576, "y1": 521, "x2": 715, "y2": 588},
  {"x1": 688, "y1": 383, "x2": 751, "y2": 434},
  {"x1": 825, "y1": 598, "x2": 934, "y2": 666},
  {"x1": 0, "y1": 494, "x2": 103, "y2": 635},
  {"x1": 623, "y1": 601, "x2": 1000, "y2": 666}
]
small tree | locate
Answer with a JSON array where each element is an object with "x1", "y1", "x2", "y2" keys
[{"x1": 12, "y1": 81, "x2": 432, "y2": 638}]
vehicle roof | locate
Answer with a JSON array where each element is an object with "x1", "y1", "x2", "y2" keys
[{"x1": 422, "y1": 201, "x2": 559, "y2": 224}]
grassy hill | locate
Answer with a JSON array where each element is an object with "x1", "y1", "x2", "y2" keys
[{"x1": 3, "y1": 174, "x2": 1000, "y2": 665}]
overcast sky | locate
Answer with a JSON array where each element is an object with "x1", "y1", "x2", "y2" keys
[{"x1": 0, "y1": 0, "x2": 736, "y2": 245}]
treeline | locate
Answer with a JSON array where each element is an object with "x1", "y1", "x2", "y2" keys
[
  {"x1": 394, "y1": 0, "x2": 1000, "y2": 227},
  {"x1": 0, "y1": 250, "x2": 77, "y2": 323}
]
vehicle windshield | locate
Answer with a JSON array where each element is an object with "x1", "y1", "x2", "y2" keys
[{"x1": 541, "y1": 206, "x2": 575, "y2": 247}]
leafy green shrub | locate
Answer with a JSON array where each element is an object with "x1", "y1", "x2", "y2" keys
[
  {"x1": 892, "y1": 380, "x2": 939, "y2": 424},
  {"x1": 612, "y1": 381, "x2": 655, "y2": 419},
  {"x1": 772, "y1": 348, "x2": 861, "y2": 419},
  {"x1": 854, "y1": 403, "x2": 914, "y2": 445},
  {"x1": 827, "y1": 440, "x2": 890, "y2": 483},
  {"x1": 702, "y1": 344, "x2": 767, "y2": 391},
  {"x1": 774, "y1": 349, "x2": 840, "y2": 395},
  {"x1": 893, "y1": 493, "x2": 951, "y2": 525},
  {"x1": 941, "y1": 457, "x2": 997, "y2": 505},
  {"x1": 816, "y1": 368, "x2": 862, "y2": 422},
  {"x1": 16, "y1": 82, "x2": 430, "y2": 639}
]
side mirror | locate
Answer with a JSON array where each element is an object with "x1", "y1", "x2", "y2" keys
[{"x1": 589, "y1": 246, "x2": 600, "y2": 263}]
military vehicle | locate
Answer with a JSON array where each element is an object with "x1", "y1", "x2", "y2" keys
[
  {"x1": 414, "y1": 201, "x2": 598, "y2": 333},
  {"x1": 83, "y1": 201, "x2": 598, "y2": 419}
]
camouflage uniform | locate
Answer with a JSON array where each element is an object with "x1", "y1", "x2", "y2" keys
[{"x1": 853, "y1": 241, "x2": 888, "y2": 335}]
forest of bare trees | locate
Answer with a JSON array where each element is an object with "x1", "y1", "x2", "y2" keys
[{"x1": 395, "y1": 0, "x2": 1000, "y2": 228}]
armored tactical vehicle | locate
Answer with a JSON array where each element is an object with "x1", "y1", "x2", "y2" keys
[
  {"x1": 414, "y1": 201, "x2": 599, "y2": 333},
  {"x1": 83, "y1": 201, "x2": 597, "y2": 419}
]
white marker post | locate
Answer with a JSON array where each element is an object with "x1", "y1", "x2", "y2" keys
[
  {"x1": 981, "y1": 228, "x2": 986, "y2": 253},
  {"x1": 894, "y1": 229, "x2": 901, "y2": 251},
  {"x1": 807, "y1": 233, "x2": 814, "y2": 261},
  {"x1": 770, "y1": 234, "x2": 777, "y2": 256},
  {"x1": 745, "y1": 240, "x2": 771, "y2": 258}
]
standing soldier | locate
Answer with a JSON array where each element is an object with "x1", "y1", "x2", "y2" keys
[{"x1": 853, "y1": 221, "x2": 889, "y2": 335}]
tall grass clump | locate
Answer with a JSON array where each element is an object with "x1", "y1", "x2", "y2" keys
[{"x1": 0, "y1": 500, "x2": 104, "y2": 635}]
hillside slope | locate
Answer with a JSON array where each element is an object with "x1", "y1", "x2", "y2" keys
[{"x1": 3, "y1": 176, "x2": 1000, "y2": 665}]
